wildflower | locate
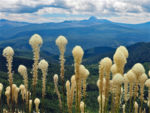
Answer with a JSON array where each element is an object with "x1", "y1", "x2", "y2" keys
[
  {"x1": 18, "y1": 65, "x2": 28, "y2": 90},
  {"x1": 116, "y1": 46, "x2": 129, "y2": 58},
  {"x1": 80, "y1": 101, "x2": 85, "y2": 113},
  {"x1": 66, "y1": 80, "x2": 71, "y2": 113},
  {"x1": 3, "y1": 46, "x2": 14, "y2": 107},
  {"x1": 38, "y1": 59, "x2": 48, "y2": 98},
  {"x1": 72, "y1": 46, "x2": 84, "y2": 112},
  {"x1": 56, "y1": 35, "x2": 68, "y2": 55},
  {"x1": 19, "y1": 84, "x2": 25, "y2": 100},
  {"x1": 134, "y1": 101, "x2": 138, "y2": 113},
  {"x1": 53, "y1": 74, "x2": 62, "y2": 111},
  {"x1": 34, "y1": 98, "x2": 40, "y2": 113},
  {"x1": 29, "y1": 34, "x2": 43, "y2": 96}
]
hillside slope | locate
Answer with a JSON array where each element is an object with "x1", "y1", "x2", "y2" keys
[{"x1": 83, "y1": 42, "x2": 150, "y2": 69}]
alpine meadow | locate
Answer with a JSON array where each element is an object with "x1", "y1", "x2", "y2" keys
[{"x1": 1, "y1": 0, "x2": 150, "y2": 113}]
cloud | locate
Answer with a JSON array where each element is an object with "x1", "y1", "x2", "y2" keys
[
  {"x1": 106, "y1": 12, "x2": 150, "y2": 24},
  {"x1": 0, "y1": 0, "x2": 150, "y2": 23},
  {"x1": 0, "y1": 0, "x2": 54, "y2": 13},
  {"x1": 36, "y1": 7, "x2": 71, "y2": 15},
  {"x1": 0, "y1": 0, "x2": 147, "y2": 14},
  {"x1": 0, "y1": 11, "x2": 89, "y2": 23}
]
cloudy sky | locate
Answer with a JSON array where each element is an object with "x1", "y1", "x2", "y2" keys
[{"x1": 0, "y1": 0, "x2": 150, "y2": 24}]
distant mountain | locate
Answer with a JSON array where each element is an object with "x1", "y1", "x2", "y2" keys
[
  {"x1": 81, "y1": 16, "x2": 112, "y2": 24},
  {"x1": 0, "y1": 19, "x2": 29, "y2": 27},
  {"x1": 0, "y1": 17, "x2": 150, "y2": 54},
  {"x1": 116, "y1": 21, "x2": 150, "y2": 31},
  {"x1": 0, "y1": 19, "x2": 29, "y2": 32},
  {"x1": 0, "y1": 16, "x2": 112, "y2": 39},
  {"x1": 0, "y1": 19, "x2": 30, "y2": 40}
]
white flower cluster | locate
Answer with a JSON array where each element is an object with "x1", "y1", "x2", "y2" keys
[
  {"x1": 3, "y1": 46, "x2": 14, "y2": 57},
  {"x1": 29, "y1": 34, "x2": 43, "y2": 48},
  {"x1": 38, "y1": 59, "x2": 49, "y2": 71}
]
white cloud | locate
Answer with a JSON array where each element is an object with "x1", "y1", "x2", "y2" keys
[
  {"x1": 0, "y1": 0, "x2": 147, "y2": 14},
  {"x1": 36, "y1": 7, "x2": 71, "y2": 15},
  {"x1": 105, "y1": 12, "x2": 150, "y2": 24},
  {"x1": 0, "y1": 0, "x2": 54, "y2": 13},
  {"x1": 0, "y1": 12, "x2": 89, "y2": 23},
  {"x1": 0, "y1": 0, "x2": 150, "y2": 23}
]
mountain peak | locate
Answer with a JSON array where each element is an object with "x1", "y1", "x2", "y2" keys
[
  {"x1": 88, "y1": 16, "x2": 111, "y2": 23},
  {"x1": 88, "y1": 16, "x2": 98, "y2": 21}
]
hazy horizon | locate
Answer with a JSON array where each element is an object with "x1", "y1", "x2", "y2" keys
[{"x1": 1, "y1": 16, "x2": 150, "y2": 24}]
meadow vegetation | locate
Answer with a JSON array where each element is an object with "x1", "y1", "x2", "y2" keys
[{"x1": 0, "y1": 34, "x2": 150, "y2": 113}]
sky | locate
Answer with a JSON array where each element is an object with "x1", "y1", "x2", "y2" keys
[{"x1": 0, "y1": 0, "x2": 150, "y2": 24}]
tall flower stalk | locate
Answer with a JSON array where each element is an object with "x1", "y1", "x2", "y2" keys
[
  {"x1": 126, "y1": 70, "x2": 136, "y2": 113},
  {"x1": 29, "y1": 34, "x2": 43, "y2": 102},
  {"x1": 131, "y1": 63, "x2": 145, "y2": 113},
  {"x1": 102, "y1": 57, "x2": 112, "y2": 113},
  {"x1": 5, "y1": 87, "x2": 10, "y2": 110},
  {"x1": 66, "y1": 80, "x2": 71, "y2": 113},
  {"x1": 139, "y1": 73, "x2": 147, "y2": 113},
  {"x1": 98, "y1": 59, "x2": 105, "y2": 113},
  {"x1": 79, "y1": 65, "x2": 90, "y2": 113},
  {"x1": 72, "y1": 46, "x2": 84, "y2": 113},
  {"x1": 18, "y1": 65, "x2": 29, "y2": 112},
  {"x1": 97, "y1": 94, "x2": 105, "y2": 113},
  {"x1": 112, "y1": 73, "x2": 124, "y2": 113},
  {"x1": 70, "y1": 75, "x2": 76, "y2": 113},
  {"x1": 34, "y1": 98, "x2": 40, "y2": 113},
  {"x1": 38, "y1": 59, "x2": 48, "y2": 113},
  {"x1": 66, "y1": 75, "x2": 76, "y2": 113},
  {"x1": 3, "y1": 46, "x2": 14, "y2": 112},
  {"x1": 53, "y1": 74, "x2": 62, "y2": 112},
  {"x1": 110, "y1": 46, "x2": 128, "y2": 113},
  {"x1": 14, "y1": 86, "x2": 19, "y2": 112},
  {"x1": 18, "y1": 65, "x2": 28, "y2": 91},
  {"x1": 56, "y1": 35, "x2": 68, "y2": 113},
  {"x1": 20, "y1": 84, "x2": 26, "y2": 112}
]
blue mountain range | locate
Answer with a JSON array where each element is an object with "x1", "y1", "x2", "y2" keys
[{"x1": 0, "y1": 16, "x2": 150, "y2": 54}]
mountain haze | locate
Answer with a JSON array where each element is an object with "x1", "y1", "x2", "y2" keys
[{"x1": 0, "y1": 17, "x2": 150, "y2": 54}]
